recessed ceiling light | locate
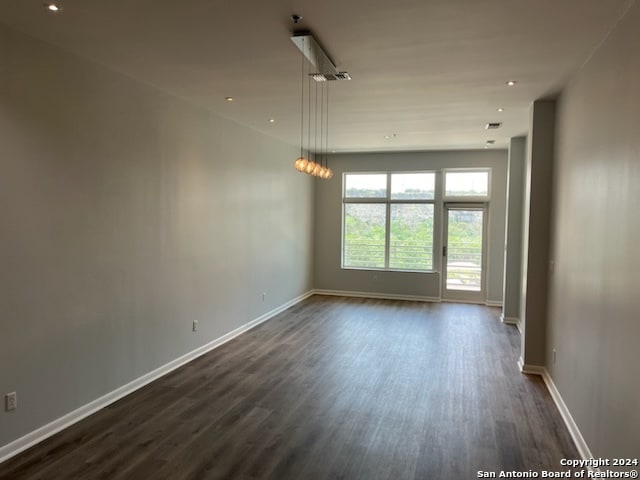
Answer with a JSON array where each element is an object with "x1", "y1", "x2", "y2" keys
[
  {"x1": 384, "y1": 135, "x2": 390, "y2": 139},
  {"x1": 506, "y1": 80, "x2": 517, "y2": 86},
  {"x1": 45, "y1": 3, "x2": 61, "y2": 12},
  {"x1": 224, "y1": 96, "x2": 234, "y2": 102},
  {"x1": 497, "y1": 107, "x2": 504, "y2": 112},
  {"x1": 268, "y1": 118, "x2": 275, "y2": 124}
]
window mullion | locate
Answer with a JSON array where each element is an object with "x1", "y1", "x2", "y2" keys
[
  {"x1": 384, "y1": 174, "x2": 391, "y2": 269},
  {"x1": 344, "y1": 198, "x2": 387, "y2": 204}
]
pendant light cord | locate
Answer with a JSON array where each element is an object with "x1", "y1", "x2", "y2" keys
[
  {"x1": 326, "y1": 82, "x2": 330, "y2": 170},
  {"x1": 314, "y1": 80, "x2": 318, "y2": 163},
  {"x1": 307, "y1": 70, "x2": 312, "y2": 161},
  {"x1": 320, "y1": 81, "x2": 324, "y2": 167},
  {"x1": 299, "y1": 38, "x2": 305, "y2": 159}
]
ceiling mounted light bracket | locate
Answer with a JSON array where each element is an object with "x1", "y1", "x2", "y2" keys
[{"x1": 291, "y1": 31, "x2": 350, "y2": 81}]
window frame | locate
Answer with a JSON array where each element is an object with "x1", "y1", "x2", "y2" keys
[
  {"x1": 443, "y1": 168, "x2": 492, "y2": 202},
  {"x1": 341, "y1": 171, "x2": 437, "y2": 273}
]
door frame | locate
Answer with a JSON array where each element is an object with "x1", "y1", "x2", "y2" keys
[{"x1": 441, "y1": 203, "x2": 488, "y2": 303}]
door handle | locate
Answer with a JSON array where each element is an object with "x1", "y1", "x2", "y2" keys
[{"x1": 443, "y1": 246, "x2": 447, "y2": 257}]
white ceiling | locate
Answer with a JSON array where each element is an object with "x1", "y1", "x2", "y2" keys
[{"x1": 0, "y1": 0, "x2": 631, "y2": 152}]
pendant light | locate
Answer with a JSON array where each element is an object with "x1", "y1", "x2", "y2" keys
[
  {"x1": 290, "y1": 20, "x2": 349, "y2": 181},
  {"x1": 294, "y1": 36, "x2": 309, "y2": 173}
]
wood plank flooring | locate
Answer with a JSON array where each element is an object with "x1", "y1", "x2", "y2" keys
[{"x1": 0, "y1": 296, "x2": 579, "y2": 479}]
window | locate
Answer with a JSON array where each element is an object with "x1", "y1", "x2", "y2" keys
[
  {"x1": 344, "y1": 203, "x2": 386, "y2": 268},
  {"x1": 345, "y1": 173, "x2": 387, "y2": 198},
  {"x1": 342, "y1": 172, "x2": 435, "y2": 271},
  {"x1": 444, "y1": 170, "x2": 490, "y2": 198}
]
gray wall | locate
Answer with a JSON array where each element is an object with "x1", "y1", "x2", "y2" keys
[
  {"x1": 502, "y1": 137, "x2": 526, "y2": 322},
  {"x1": 521, "y1": 101, "x2": 556, "y2": 366},
  {"x1": 547, "y1": 2, "x2": 640, "y2": 458},
  {"x1": 314, "y1": 150, "x2": 508, "y2": 303},
  {"x1": 0, "y1": 25, "x2": 314, "y2": 448}
]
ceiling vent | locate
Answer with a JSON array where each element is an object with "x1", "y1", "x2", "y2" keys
[{"x1": 485, "y1": 122, "x2": 502, "y2": 130}]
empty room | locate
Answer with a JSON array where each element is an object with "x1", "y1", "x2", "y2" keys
[{"x1": 1, "y1": 0, "x2": 638, "y2": 479}]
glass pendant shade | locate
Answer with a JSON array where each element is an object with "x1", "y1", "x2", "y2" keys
[
  {"x1": 294, "y1": 157, "x2": 308, "y2": 172},
  {"x1": 313, "y1": 163, "x2": 322, "y2": 176},
  {"x1": 305, "y1": 161, "x2": 316, "y2": 174}
]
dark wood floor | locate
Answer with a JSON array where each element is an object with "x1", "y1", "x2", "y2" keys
[{"x1": 0, "y1": 296, "x2": 579, "y2": 480}]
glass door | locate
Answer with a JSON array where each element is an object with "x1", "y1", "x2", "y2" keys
[{"x1": 442, "y1": 206, "x2": 486, "y2": 302}]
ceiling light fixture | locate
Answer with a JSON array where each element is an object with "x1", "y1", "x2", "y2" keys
[
  {"x1": 45, "y1": 3, "x2": 61, "y2": 12},
  {"x1": 291, "y1": 21, "x2": 348, "y2": 180},
  {"x1": 506, "y1": 80, "x2": 517, "y2": 86},
  {"x1": 269, "y1": 118, "x2": 275, "y2": 123},
  {"x1": 224, "y1": 96, "x2": 234, "y2": 102},
  {"x1": 497, "y1": 107, "x2": 504, "y2": 112}
]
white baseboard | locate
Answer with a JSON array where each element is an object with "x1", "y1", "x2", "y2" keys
[
  {"x1": 518, "y1": 361, "x2": 546, "y2": 376},
  {"x1": 500, "y1": 314, "x2": 522, "y2": 334},
  {"x1": 314, "y1": 289, "x2": 504, "y2": 308},
  {"x1": 0, "y1": 290, "x2": 314, "y2": 464},
  {"x1": 441, "y1": 298, "x2": 486, "y2": 305},
  {"x1": 518, "y1": 362, "x2": 594, "y2": 462},
  {"x1": 313, "y1": 289, "x2": 440, "y2": 303},
  {"x1": 485, "y1": 300, "x2": 503, "y2": 307}
]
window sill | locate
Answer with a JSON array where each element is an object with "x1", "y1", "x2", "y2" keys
[{"x1": 341, "y1": 267, "x2": 438, "y2": 274}]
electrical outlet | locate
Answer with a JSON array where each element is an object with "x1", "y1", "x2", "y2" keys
[
  {"x1": 5, "y1": 392, "x2": 17, "y2": 412},
  {"x1": 192, "y1": 320, "x2": 198, "y2": 332}
]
